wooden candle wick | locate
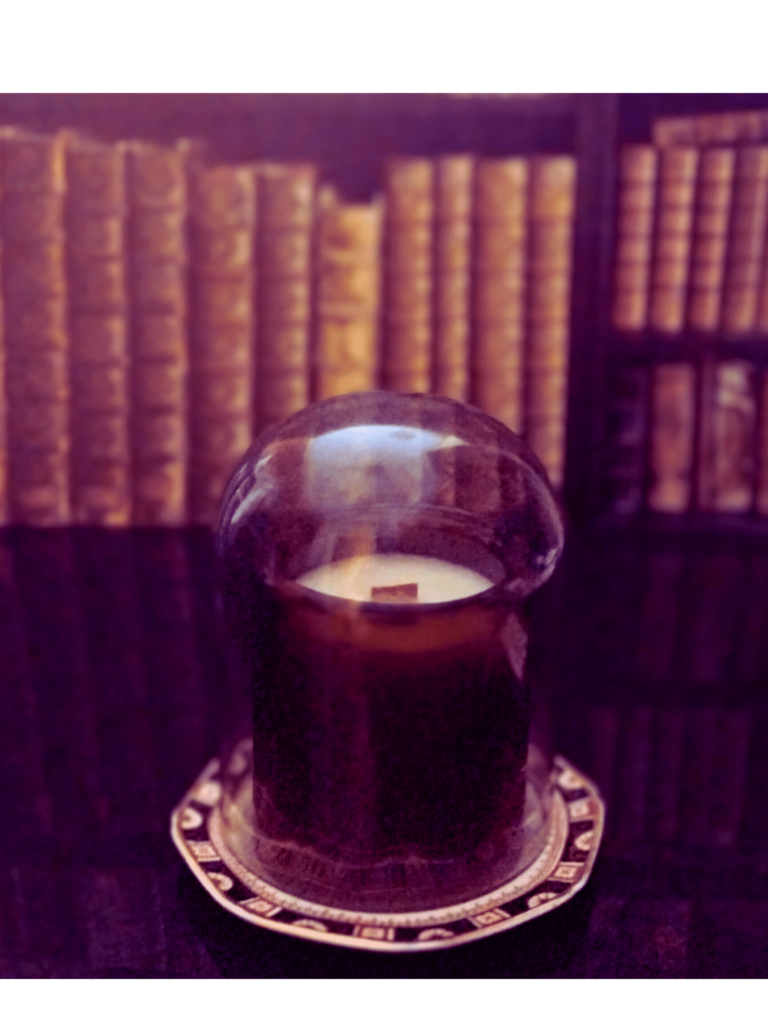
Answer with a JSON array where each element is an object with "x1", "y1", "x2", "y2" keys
[{"x1": 370, "y1": 582, "x2": 418, "y2": 602}]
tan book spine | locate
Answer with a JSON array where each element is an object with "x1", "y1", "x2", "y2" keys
[
  {"x1": 256, "y1": 163, "x2": 315, "y2": 432},
  {"x1": 757, "y1": 371, "x2": 768, "y2": 515},
  {"x1": 721, "y1": 146, "x2": 768, "y2": 334},
  {"x1": 696, "y1": 356, "x2": 716, "y2": 510},
  {"x1": 754, "y1": 209, "x2": 768, "y2": 335},
  {"x1": 433, "y1": 155, "x2": 474, "y2": 401},
  {"x1": 0, "y1": 129, "x2": 70, "y2": 525},
  {"x1": 708, "y1": 361, "x2": 755, "y2": 512},
  {"x1": 525, "y1": 155, "x2": 577, "y2": 491},
  {"x1": 472, "y1": 157, "x2": 528, "y2": 433},
  {"x1": 66, "y1": 136, "x2": 131, "y2": 526},
  {"x1": 687, "y1": 147, "x2": 735, "y2": 332},
  {"x1": 126, "y1": 141, "x2": 189, "y2": 525},
  {"x1": 383, "y1": 158, "x2": 433, "y2": 393},
  {"x1": 0, "y1": 128, "x2": 8, "y2": 524},
  {"x1": 647, "y1": 362, "x2": 696, "y2": 512},
  {"x1": 648, "y1": 148, "x2": 700, "y2": 334},
  {"x1": 612, "y1": 145, "x2": 658, "y2": 332},
  {"x1": 187, "y1": 161, "x2": 256, "y2": 526},
  {"x1": 314, "y1": 185, "x2": 382, "y2": 401}
]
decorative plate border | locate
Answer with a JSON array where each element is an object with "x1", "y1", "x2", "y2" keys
[{"x1": 171, "y1": 754, "x2": 604, "y2": 953}]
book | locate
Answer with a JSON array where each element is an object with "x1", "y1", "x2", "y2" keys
[
  {"x1": 313, "y1": 185, "x2": 382, "y2": 401},
  {"x1": 66, "y1": 135, "x2": 131, "y2": 526},
  {"x1": 648, "y1": 148, "x2": 699, "y2": 334},
  {"x1": 472, "y1": 157, "x2": 528, "y2": 433},
  {"x1": 602, "y1": 366, "x2": 649, "y2": 514},
  {"x1": 756, "y1": 209, "x2": 768, "y2": 335},
  {"x1": 686, "y1": 147, "x2": 735, "y2": 333},
  {"x1": 698, "y1": 360, "x2": 755, "y2": 513},
  {"x1": 187, "y1": 160, "x2": 257, "y2": 526},
  {"x1": 433, "y1": 155, "x2": 474, "y2": 401},
  {"x1": 0, "y1": 130, "x2": 7, "y2": 526},
  {"x1": 383, "y1": 157, "x2": 434, "y2": 394},
  {"x1": 755, "y1": 370, "x2": 768, "y2": 515},
  {"x1": 0, "y1": 128, "x2": 71, "y2": 525},
  {"x1": 256, "y1": 163, "x2": 316, "y2": 433},
  {"x1": 126, "y1": 140, "x2": 189, "y2": 526},
  {"x1": 720, "y1": 146, "x2": 768, "y2": 335},
  {"x1": 647, "y1": 362, "x2": 696, "y2": 513},
  {"x1": 654, "y1": 109, "x2": 768, "y2": 148},
  {"x1": 611, "y1": 145, "x2": 658, "y2": 332},
  {"x1": 525, "y1": 155, "x2": 577, "y2": 490}
]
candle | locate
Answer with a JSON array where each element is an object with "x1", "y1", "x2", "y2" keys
[
  {"x1": 297, "y1": 553, "x2": 494, "y2": 603},
  {"x1": 218, "y1": 391, "x2": 564, "y2": 912}
]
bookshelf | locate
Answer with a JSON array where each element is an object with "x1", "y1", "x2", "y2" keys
[
  {"x1": 0, "y1": 92, "x2": 586, "y2": 528},
  {"x1": 577, "y1": 94, "x2": 768, "y2": 539},
  {"x1": 6, "y1": 93, "x2": 768, "y2": 540}
]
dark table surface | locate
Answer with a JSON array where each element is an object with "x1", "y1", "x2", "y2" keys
[{"x1": 1, "y1": 526, "x2": 766, "y2": 978}]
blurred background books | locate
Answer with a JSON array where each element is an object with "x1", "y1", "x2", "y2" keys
[
  {"x1": 0, "y1": 96, "x2": 579, "y2": 527},
  {"x1": 6, "y1": 94, "x2": 768, "y2": 534}
]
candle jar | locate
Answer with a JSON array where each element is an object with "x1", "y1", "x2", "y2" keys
[{"x1": 216, "y1": 391, "x2": 564, "y2": 913}]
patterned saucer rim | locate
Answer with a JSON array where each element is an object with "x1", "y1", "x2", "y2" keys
[{"x1": 171, "y1": 754, "x2": 604, "y2": 953}]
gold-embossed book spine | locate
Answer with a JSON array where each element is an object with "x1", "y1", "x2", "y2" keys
[
  {"x1": 472, "y1": 158, "x2": 528, "y2": 433},
  {"x1": 647, "y1": 362, "x2": 696, "y2": 513},
  {"x1": 256, "y1": 163, "x2": 316, "y2": 433},
  {"x1": 612, "y1": 145, "x2": 657, "y2": 333},
  {"x1": 187, "y1": 160, "x2": 257, "y2": 526},
  {"x1": 756, "y1": 371, "x2": 768, "y2": 514},
  {"x1": 126, "y1": 141, "x2": 189, "y2": 525},
  {"x1": 314, "y1": 185, "x2": 382, "y2": 401},
  {"x1": 753, "y1": 182, "x2": 768, "y2": 335},
  {"x1": 702, "y1": 361, "x2": 755, "y2": 512},
  {"x1": 66, "y1": 136, "x2": 131, "y2": 525},
  {"x1": 687, "y1": 147, "x2": 735, "y2": 333},
  {"x1": 525, "y1": 155, "x2": 577, "y2": 491},
  {"x1": 433, "y1": 155, "x2": 474, "y2": 401},
  {"x1": 0, "y1": 128, "x2": 9, "y2": 524},
  {"x1": 721, "y1": 146, "x2": 768, "y2": 335},
  {"x1": 0, "y1": 129, "x2": 70, "y2": 525},
  {"x1": 648, "y1": 147, "x2": 699, "y2": 335},
  {"x1": 383, "y1": 158, "x2": 434, "y2": 393}
]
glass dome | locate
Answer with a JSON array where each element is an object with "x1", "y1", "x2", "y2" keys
[{"x1": 216, "y1": 391, "x2": 564, "y2": 912}]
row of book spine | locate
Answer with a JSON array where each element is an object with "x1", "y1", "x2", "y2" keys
[
  {"x1": 604, "y1": 357, "x2": 768, "y2": 515},
  {"x1": 612, "y1": 141, "x2": 768, "y2": 336},
  {"x1": 0, "y1": 128, "x2": 577, "y2": 527},
  {"x1": 653, "y1": 108, "x2": 768, "y2": 149}
]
